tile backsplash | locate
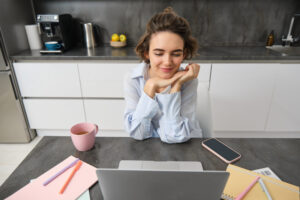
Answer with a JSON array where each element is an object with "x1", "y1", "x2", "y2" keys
[{"x1": 33, "y1": 0, "x2": 300, "y2": 47}]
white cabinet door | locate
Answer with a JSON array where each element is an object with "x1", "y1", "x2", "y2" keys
[
  {"x1": 84, "y1": 99, "x2": 125, "y2": 130},
  {"x1": 198, "y1": 63, "x2": 211, "y2": 82},
  {"x1": 23, "y1": 99, "x2": 85, "y2": 129},
  {"x1": 210, "y1": 63, "x2": 278, "y2": 131},
  {"x1": 14, "y1": 62, "x2": 82, "y2": 97},
  {"x1": 266, "y1": 64, "x2": 300, "y2": 131},
  {"x1": 78, "y1": 63, "x2": 136, "y2": 98}
]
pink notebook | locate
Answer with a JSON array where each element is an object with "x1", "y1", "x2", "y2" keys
[{"x1": 6, "y1": 156, "x2": 98, "y2": 200}]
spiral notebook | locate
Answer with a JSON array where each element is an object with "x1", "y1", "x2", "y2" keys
[{"x1": 222, "y1": 165, "x2": 299, "y2": 200}]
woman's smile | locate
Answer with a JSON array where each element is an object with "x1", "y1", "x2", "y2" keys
[{"x1": 160, "y1": 67, "x2": 173, "y2": 73}]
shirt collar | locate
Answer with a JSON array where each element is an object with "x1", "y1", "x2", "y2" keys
[{"x1": 131, "y1": 62, "x2": 149, "y2": 79}]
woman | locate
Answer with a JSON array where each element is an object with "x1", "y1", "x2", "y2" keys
[{"x1": 124, "y1": 7, "x2": 202, "y2": 143}]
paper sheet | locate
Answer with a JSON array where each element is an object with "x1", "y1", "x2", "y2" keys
[
  {"x1": 253, "y1": 167, "x2": 281, "y2": 180},
  {"x1": 77, "y1": 190, "x2": 90, "y2": 200}
]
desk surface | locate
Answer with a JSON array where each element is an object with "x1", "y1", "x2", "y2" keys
[{"x1": 1, "y1": 137, "x2": 300, "y2": 199}]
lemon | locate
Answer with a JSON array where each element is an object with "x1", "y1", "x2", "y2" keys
[
  {"x1": 111, "y1": 33, "x2": 119, "y2": 41},
  {"x1": 119, "y1": 34, "x2": 127, "y2": 42}
]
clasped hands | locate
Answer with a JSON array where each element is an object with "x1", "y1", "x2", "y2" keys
[{"x1": 144, "y1": 63, "x2": 200, "y2": 98}]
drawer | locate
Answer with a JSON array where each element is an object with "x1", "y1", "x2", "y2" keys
[
  {"x1": 14, "y1": 62, "x2": 81, "y2": 97},
  {"x1": 78, "y1": 63, "x2": 135, "y2": 98},
  {"x1": 84, "y1": 99, "x2": 125, "y2": 130},
  {"x1": 24, "y1": 99, "x2": 85, "y2": 129}
]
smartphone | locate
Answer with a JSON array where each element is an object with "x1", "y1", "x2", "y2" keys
[{"x1": 202, "y1": 138, "x2": 241, "y2": 164}]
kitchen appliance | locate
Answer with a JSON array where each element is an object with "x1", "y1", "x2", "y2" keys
[
  {"x1": 37, "y1": 14, "x2": 75, "y2": 54},
  {"x1": 0, "y1": 29, "x2": 35, "y2": 143},
  {"x1": 82, "y1": 23, "x2": 97, "y2": 48}
]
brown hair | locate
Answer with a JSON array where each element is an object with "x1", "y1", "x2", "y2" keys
[{"x1": 135, "y1": 7, "x2": 198, "y2": 63}]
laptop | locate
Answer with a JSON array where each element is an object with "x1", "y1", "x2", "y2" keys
[
  {"x1": 96, "y1": 162, "x2": 229, "y2": 200},
  {"x1": 118, "y1": 160, "x2": 204, "y2": 171}
]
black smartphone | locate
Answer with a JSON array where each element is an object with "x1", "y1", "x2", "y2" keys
[{"x1": 202, "y1": 138, "x2": 241, "y2": 164}]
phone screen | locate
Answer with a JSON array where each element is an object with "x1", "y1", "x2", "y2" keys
[{"x1": 203, "y1": 139, "x2": 240, "y2": 161}]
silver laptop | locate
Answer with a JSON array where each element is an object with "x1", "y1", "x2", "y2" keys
[
  {"x1": 96, "y1": 167, "x2": 229, "y2": 200},
  {"x1": 118, "y1": 160, "x2": 204, "y2": 171}
]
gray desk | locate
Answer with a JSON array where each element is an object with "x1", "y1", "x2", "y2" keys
[{"x1": 1, "y1": 137, "x2": 300, "y2": 199}]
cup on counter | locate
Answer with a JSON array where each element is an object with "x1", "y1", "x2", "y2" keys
[
  {"x1": 44, "y1": 41, "x2": 62, "y2": 50},
  {"x1": 70, "y1": 122, "x2": 99, "y2": 151}
]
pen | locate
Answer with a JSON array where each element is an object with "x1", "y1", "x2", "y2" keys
[
  {"x1": 235, "y1": 176, "x2": 260, "y2": 200},
  {"x1": 43, "y1": 158, "x2": 80, "y2": 186},
  {"x1": 258, "y1": 178, "x2": 273, "y2": 200},
  {"x1": 59, "y1": 160, "x2": 82, "y2": 194}
]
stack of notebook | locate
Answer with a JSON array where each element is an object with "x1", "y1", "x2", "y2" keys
[{"x1": 222, "y1": 164, "x2": 299, "y2": 200}]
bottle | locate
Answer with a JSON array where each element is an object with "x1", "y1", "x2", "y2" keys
[{"x1": 266, "y1": 30, "x2": 274, "y2": 46}]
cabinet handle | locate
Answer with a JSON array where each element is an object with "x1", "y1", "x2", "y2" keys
[{"x1": 208, "y1": 64, "x2": 213, "y2": 91}]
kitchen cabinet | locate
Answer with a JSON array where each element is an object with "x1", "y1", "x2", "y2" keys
[
  {"x1": 266, "y1": 64, "x2": 300, "y2": 132},
  {"x1": 23, "y1": 99, "x2": 85, "y2": 129},
  {"x1": 12, "y1": 61, "x2": 212, "y2": 135},
  {"x1": 13, "y1": 61, "x2": 137, "y2": 134},
  {"x1": 78, "y1": 63, "x2": 136, "y2": 98},
  {"x1": 210, "y1": 63, "x2": 279, "y2": 132},
  {"x1": 84, "y1": 99, "x2": 125, "y2": 131},
  {"x1": 14, "y1": 62, "x2": 81, "y2": 97},
  {"x1": 16, "y1": 61, "x2": 300, "y2": 137},
  {"x1": 13, "y1": 61, "x2": 130, "y2": 131}
]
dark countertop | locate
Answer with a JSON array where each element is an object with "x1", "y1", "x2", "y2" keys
[
  {"x1": 11, "y1": 46, "x2": 300, "y2": 62},
  {"x1": 1, "y1": 137, "x2": 299, "y2": 199}
]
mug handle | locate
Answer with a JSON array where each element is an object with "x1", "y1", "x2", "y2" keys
[
  {"x1": 55, "y1": 43, "x2": 62, "y2": 49},
  {"x1": 94, "y1": 124, "x2": 99, "y2": 136}
]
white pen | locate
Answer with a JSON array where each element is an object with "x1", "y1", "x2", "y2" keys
[{"x1": 258, "y1": 178, "x2": 273, "y2": 200}]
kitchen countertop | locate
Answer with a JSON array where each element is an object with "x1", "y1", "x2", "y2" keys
[
  {"x1": 1, "y1": 137, "x2": 299, "y2": 199},
  {"x1": 11, "y1": 46, "x2": 300, "y2": 62}
]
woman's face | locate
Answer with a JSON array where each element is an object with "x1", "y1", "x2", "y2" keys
[{"x1": 146, "y1": 31, "x2": 185, "y2": 79}]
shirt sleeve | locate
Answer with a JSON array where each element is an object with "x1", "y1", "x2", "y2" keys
[
  {"x1": 123, "y1": 73, "x2": 160, "y2": 140},
  {"x1": 155, "y1": 79, "x2": 202, "y2": 143}
]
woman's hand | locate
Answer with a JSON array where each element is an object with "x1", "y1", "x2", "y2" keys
[
  {"x1": 170, "y1": 63, "x2": 200, "y2": 93},
  {"x1": 144, "y1": 71, "x2": 186, "y2": 98},
  {"x1": 178, "y1": 63, "x2": 200, "y2": 84}
]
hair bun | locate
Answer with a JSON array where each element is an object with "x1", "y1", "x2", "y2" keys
[{"x1": 163, "y1": 7, "x2": 174, "y2": 14}]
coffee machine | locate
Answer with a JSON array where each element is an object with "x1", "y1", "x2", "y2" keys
[{"x1": 37, "y1": 14, "x2": 75, "y2": 53}]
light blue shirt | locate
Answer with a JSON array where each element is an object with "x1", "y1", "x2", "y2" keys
[{"x1": 124, "y1": 62, "x2": 202, "y2": 143}]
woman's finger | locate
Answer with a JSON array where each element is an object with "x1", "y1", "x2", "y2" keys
[
  {"x1": 164, "y1": 71, "x2": 186, "y2": 86},
  {"x1": 192, "y1": 64, "x2": 200, "y2": 78}
]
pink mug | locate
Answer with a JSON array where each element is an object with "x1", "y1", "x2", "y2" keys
[{"x1": 70, "y1": 122, "x2": 98, "y2": 151}]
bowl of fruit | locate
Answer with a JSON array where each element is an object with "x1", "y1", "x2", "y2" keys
[{"x1": 110, "y1": 33, "x2": 127, "y2": 48}]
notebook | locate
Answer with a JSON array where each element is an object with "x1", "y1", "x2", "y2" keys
[
  {"x1": 5, "y1": 156, "x2": 98, "y2": 200},
  {"x1": 222, "y1": 164, "x2": 300, "y2": 200},
  {"x1": 29, "y1": 179, "x2": 90, "y2": 200}
]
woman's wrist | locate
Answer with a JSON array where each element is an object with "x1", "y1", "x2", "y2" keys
[
  {"x1": 170, "y1": 82, "x2": 182, "y2": 93},
  {"x1": 144, "y1": 80, "x2": 157, "y2": 99}
]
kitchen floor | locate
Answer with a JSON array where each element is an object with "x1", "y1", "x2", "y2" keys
[{"x1": 0, "y1": 136, "x2": 42, "y2": 186}]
